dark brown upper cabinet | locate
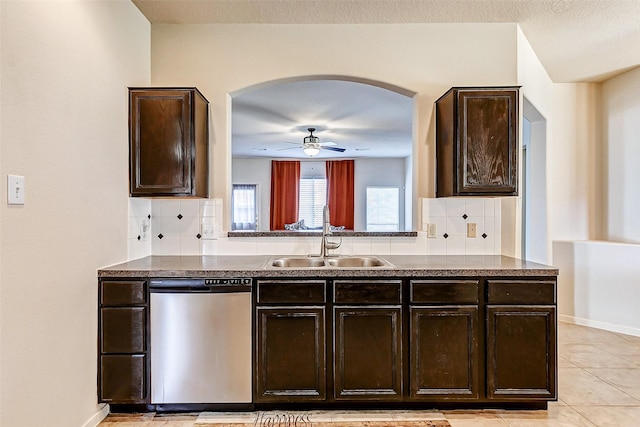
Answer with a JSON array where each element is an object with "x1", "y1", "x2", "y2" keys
[
  {"x1": 435, "y1": 87, "x2": 519, "y2": 197},
  {"x1": 129, "y1": 88, "x2": 209, "y2": 197}
]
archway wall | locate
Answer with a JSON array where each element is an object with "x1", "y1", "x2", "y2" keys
[{"x1": 150, "y1": 23, "x2": 518, "y2": 227}]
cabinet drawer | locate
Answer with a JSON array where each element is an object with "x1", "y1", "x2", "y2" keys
[
  {"x1": 101, "y1": 307, "x2": 147, "y2": 353},
  {"x1": 410, "y1": 280, "x2": 479, "y2": 304},
  {"x1": 257, "y1": 280, "x2": 326, "y2": 304},
  {"x1": 333, "y1": 280, "x2": 401, "y2": 304},
  {"x1": 100, "y1": 354, "x2": 147, "y2": 403},
  {"x1": 101, "y1": 280, "x2": 147, "y2": 306},
  {"x1": 487, "y1": 280, "x2": 556, "y2": 305}
]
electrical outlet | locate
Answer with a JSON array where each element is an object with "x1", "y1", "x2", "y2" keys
[
  {"x1": 427, "y1": 223, "x2": 437, "y2": 238},
  {"x1": 467, "y1": 223, "x2": 477, "y2": 238}
]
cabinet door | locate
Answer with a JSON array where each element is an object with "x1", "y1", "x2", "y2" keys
[
  {"x1": 410, "y1": 306, "x2": 479, "y2": 400},
  {"x1": 100, "y1": 354, "x2": 147, "y2": 403},
  {"x1": 334, "y1": 307, "x2": 402, "y2": 400},
  {"x1": 130, "y1": 90, "x2": 192, "y2": 195},
  {"x1": 457, "y1": 89, "x2": 518, "y2": 195},
  {"x1": 486, "y1": 305, "x2": 556, "y2": 400},
  {"x1": 256, "y1": 307, "x2": 326, "y2": 402},
  {"x1": 129, "y1": 88, "x2": 208, "y2": 197}
]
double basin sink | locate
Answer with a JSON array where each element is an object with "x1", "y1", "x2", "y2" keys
[{"x1": 269, "y1": 255, "x2": 393, "y2": 269}]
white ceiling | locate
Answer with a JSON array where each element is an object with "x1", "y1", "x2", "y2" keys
[{"x1": 132, "y1": 0, "x2": 640, "y2": 159}]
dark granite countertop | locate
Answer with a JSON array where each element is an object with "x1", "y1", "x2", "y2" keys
[{"x1": 98, "y1": 255, "x2": 558, "y2": 278}]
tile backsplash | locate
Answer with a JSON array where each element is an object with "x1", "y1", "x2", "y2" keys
[
  {"x1": 421, "y1": 197, "x2": 502, "y2": 255},
  {"x1": 128, "y1": 197, "x2": 503, "y2": 258},
  {"x1": 127, "y1": 198, "x2": 222, "y2": 258}
]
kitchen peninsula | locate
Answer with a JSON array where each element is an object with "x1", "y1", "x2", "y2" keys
[{"x1": 98, "y1": 255, "x2": 558, "y2": 411}]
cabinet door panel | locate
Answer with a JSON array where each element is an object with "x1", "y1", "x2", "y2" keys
[
  {"x1": 256, "y1": 307, "x2": 326, "y2": 402},
  {"x1": 459, "y1": 90, "x2": 517, "y2": 194},
  {"x1": 131, "y1": 90, "x2": 192, "y2": 194},
  {"x1": 101, "y1": 307, "x2": 146, "y2": 353},
  {"x1": 100, "y1": 354, "x2": 147, "y2": 403},
  {"x1": 334, "y1": 307, "x2": 402, "y2": 400},
  {"x1": 487, "y1": 306, "x2": 556, "y2": 399},
  {"x1": 410, "y1": 306, "x2": 479, "y2": 399}
]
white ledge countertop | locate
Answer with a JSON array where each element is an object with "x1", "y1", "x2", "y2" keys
[
  {"x1": 227, "y1": 231, "x2": 418, "y2": 238},
  {"x1": 98, "y1": 255, "x2": 558, "y2": 279}
]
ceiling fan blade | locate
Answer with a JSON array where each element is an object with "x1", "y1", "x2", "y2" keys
[
  {"x1": 318, "y1": 141, "x2": 337, "y2": 146},
  {"x1": 322, "y1": 146, "x2": 346, "y2": 152},
  {"x1": 277, "y1": 146, "x2": 300, "y2": 151}
]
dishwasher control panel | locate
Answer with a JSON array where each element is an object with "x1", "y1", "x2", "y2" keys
[
  {"x1": 205, "y1": 278, "x2": 252, "y2": 286},
  {"x1": 150, "y1": 278, "x2": 252, "y2": 291}
]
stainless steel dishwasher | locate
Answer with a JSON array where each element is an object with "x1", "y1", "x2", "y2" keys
[{"x1": 150, "y1": 278, "x2": 252, "y2": 404}]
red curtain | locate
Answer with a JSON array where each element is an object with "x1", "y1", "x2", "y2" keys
[
  {"x1": 270, "y1": 160, "x2": 300, "y2": 230},
  {"x1": 326, "y1": 160, "x2": 354, "y2": 230}
]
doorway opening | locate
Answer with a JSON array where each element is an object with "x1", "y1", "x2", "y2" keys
[{"x1": 522, "y1": 98, "x2": 548, "y2": 263}]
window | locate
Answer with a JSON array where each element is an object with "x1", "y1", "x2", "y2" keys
[
  {"x1": 366, "y1": 187, "x2": 399, "y2": 231},
  {"x1": 231, "y1": 184, "x2": 257, "y2": 230},
  {"x1": 298, "y1": 178, "x2": 326, "y2": 229}
]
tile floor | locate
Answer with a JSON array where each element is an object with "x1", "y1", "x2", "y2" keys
[{"x1": 100, "y1": 321, "x2": 640, "y2": 427}]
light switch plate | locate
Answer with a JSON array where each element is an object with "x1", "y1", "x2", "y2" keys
[
  {"x1": 7, "y1": 175, "x2": 25, "y2": 205},
  {"x1": 201, "y1": 223, "x2": 217, "y2": 240},
  {"x1": 427, "y1": 223, "x2": 437, "y2": 238}
]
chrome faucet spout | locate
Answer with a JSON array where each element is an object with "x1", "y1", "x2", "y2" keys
[
  {"x1": 323, "y1": 205, "x2": 331, "y2": 236},
  {"x1": 320, "y1": 205, "x2": 340, "y2": 258}
]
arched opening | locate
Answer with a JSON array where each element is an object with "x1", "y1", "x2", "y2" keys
[{"x1": 230, "y1": 76, "x2": 416, "y2": 232}]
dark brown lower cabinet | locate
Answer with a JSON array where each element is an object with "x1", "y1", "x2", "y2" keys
[
  {"x1": 98, "y1": 279, "x2": 149, "y2": 404},
  {"x1": 255, "y1": 307, "x2": 326, "y2": 402},
  {"x1": 410, "y1": 306, "x2": 479, "y2": 399},
  {"x1": 486, "y1": 306, "x2": 556, "y2": 399},
  {"x1": 333, "y1": 307, "x2": 402, "y2": 400}
]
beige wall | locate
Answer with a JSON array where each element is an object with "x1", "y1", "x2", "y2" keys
[
  {"x1": 601, "y1": 66, "x2": 640, "y2": 243},
  {"x1": 516, "y1": 28, "x2": 598, "y2": 262},
  {"x1": 0, "y1": 1, "x2": 150, "y2": 426},
  {"x1": 150, "y1": 23, "x2": 519, "y2": 228}
]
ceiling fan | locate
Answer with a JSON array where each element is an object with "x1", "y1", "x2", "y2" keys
[{"x1": 279, "y1": 128, "x2": 346, "y2": 157}]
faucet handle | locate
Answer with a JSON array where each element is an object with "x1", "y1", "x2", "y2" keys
[{"x1": 326, "y1": 236, "x2": 342, "y2": 250}]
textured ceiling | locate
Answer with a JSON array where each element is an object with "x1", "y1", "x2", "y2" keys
[{"x1": 133, "y1": 0, "x2": 640, "y2": 83}]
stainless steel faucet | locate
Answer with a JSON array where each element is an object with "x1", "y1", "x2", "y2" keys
[{"x1": 321, "y1": 205, "x2": 340, "y2": 258}]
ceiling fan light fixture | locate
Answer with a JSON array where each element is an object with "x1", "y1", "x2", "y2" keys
[{"x1": 303, "y1": 145, "x2": 320, "y2": 156}]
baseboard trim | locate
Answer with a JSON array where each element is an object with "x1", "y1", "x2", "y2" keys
[
  {"x1": 82, "y1": 403, "x2": 110, "y2": 427},
  {"x1": 559, "y1": 315, "x2": 640, "y2": 338}
]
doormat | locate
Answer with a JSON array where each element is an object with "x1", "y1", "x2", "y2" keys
[{"x1": 195, "y1": 411, "x2": 451, "y2": 427}]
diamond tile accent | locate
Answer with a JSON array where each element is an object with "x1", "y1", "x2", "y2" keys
[
  {"x1": 462, "y1": 214, "x2": 468, "y2": 219},
  {"x1": 177, "y1": 214, "x2": 183, "y2": 220},
  {"x1": 482, "y1": 233, "x2": 487, "y2": 239},
  {"x1": 196, "y1": 233, "x2": 201, "y2": 239},
  {"x1": 443, "y1": 233, "x2": 449, "y2": 239},
  {"x1": 157, "y1": 233, "x2": 163, "y2": 239}
]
